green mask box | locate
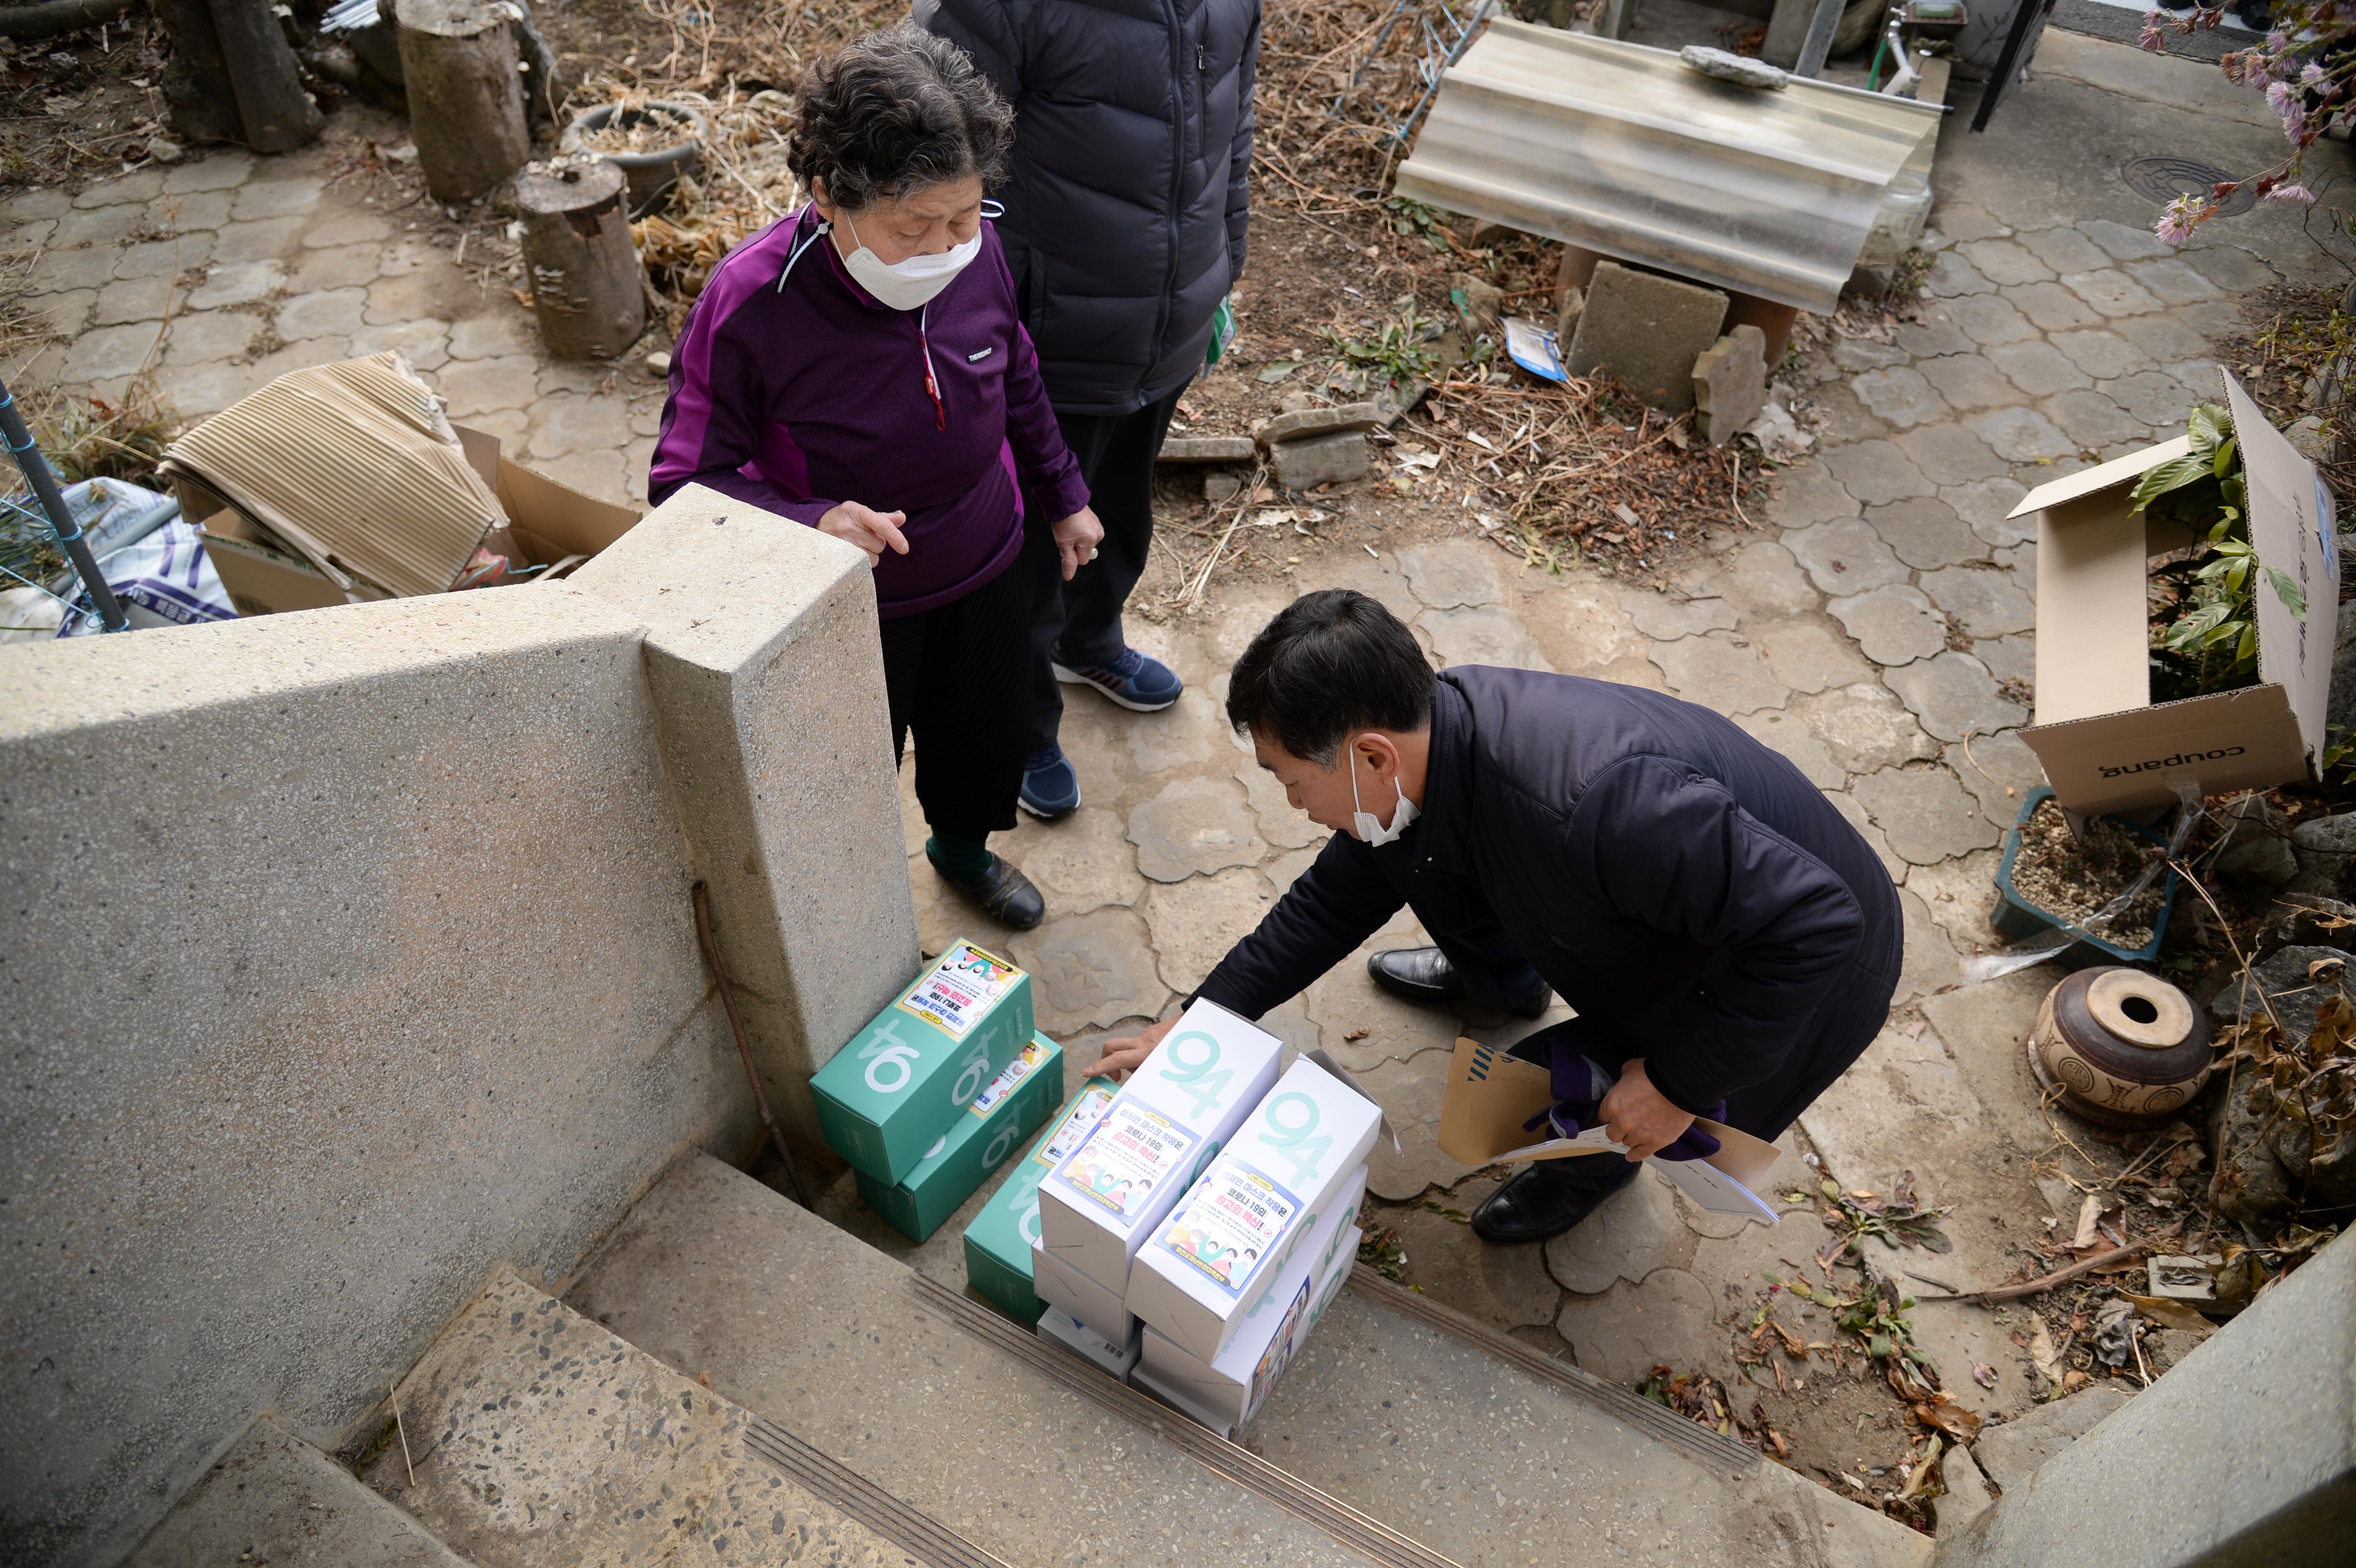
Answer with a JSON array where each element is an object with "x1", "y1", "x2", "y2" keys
[
  {"x1": 858, "y1": 1034, "x2": 1064, "y2": 1243},
  {"x1": 962, "y1": 1075, "x2": 1121, "y2": 1327},
  {"x1": 811, "y1": 939, "x2": 1034, "y2": 1185}
]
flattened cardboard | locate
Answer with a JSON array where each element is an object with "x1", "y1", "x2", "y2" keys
[
  {"x1": 2008, "y1": 370, "x2": 2339, "y2": 814},
  {"x1": 457, "y1": 423, "x2": 641, "y2": 567}
]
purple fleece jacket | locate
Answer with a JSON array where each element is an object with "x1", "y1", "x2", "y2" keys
[{"x1": 649, "y1": 206, "x2": 1090, "y2": 617}]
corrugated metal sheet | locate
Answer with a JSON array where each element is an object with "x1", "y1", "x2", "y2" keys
[{"x1": 1394, "y1": 21, "x2": 1942, "y2": 313}]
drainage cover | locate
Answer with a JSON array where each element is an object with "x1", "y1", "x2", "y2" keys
[{"x1": 2121, "y1": 154, "x2": 2259, "y2": 217}]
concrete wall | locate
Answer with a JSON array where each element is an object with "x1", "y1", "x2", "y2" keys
[
  {"x1": 0, "y1": 490, "x2": 918, "y2": 1568},
  {"x1": 1934, "y1": 1226, "x2": 2356, "y2": 1568}
]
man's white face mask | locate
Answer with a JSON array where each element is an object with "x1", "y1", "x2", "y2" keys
[
  {"x1": 838, "y1": 209, "x2": 979, "y2": 311},
  {"x1": 1349, "y1": 740, "x2": 1420, "y2": 846}
]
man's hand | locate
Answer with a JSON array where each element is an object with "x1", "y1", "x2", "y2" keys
[
  {"x1": 1599, "y1": 1058, "x2": 1696, "y2": 1162},
  {"x1": 818, "y1": 501, "x2": 910, "y2": 562},
  {"x1": 1052, "y1": 505, "x2": 1105, "y2": 580},
  {"x1": 1078, "y1": 1015, "x2": 1174, "y2": 1081}
]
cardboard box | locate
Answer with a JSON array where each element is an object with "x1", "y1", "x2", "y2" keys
[
  {"x1": 2010, "y1": 371, "x2": 2338, "y2": 815},
  {"x1": 962, "y1": 1077, "x2": 1121, "y2": 1326},
  {"x1": 1032, "y1": 1238, "x2": 1136, "y2": 1344},
  {"x1": 812, "y1": 939, "x2": 1034, "y2": 1185},
  {"x1": 1136, "y1": 1218, "x2": 1364, "y2": 1438},
  {"x1": 1036, "y1": 999, "x2": 1283, "y2": 1293},
  {"x1": 857, "y1": 1034, "x2": 1063, "y2": 1243},
  {"x1": 1124, "y1": 1058, "x2": 1384, "y2": 1363},
  {"x1": 1036, "y1": 1306, "x2": 1142, "y2": 1381},
  {"x1": 1435, "y1": 1038, "x2": 1780, "y2": 1221}
]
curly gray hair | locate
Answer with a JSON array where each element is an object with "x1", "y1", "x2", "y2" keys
[{"x1": 785, "y1": 25, "x2": 1014, "y2": 213}]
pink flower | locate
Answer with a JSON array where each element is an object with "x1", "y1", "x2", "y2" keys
[
  {"x1": 2155, "y1": 194, "x2": 2210, "y2": 245},
  {"x1": 2268, "y1": 183, "x2": 2318, "y2": 203},
  {"x1": 2303, "y1": 61, "x2": 2331, "y2": 86},
  {"x1": 2141, "y1": 19, "x2": 2167, "y2": 48},
  {"x1": 2268, "y1": 29, "x2": 2291, "y2": 50}
]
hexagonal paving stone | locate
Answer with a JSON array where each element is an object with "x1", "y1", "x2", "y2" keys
[
  {"x1": 113, "y1": 234, "x2": 215, "y2": 280},
  {"x1": 275, "y1": 286, "x2": 367, "y2": 340},
  {"x1": 303, "y1": 212, "x2": 393, "y2": 250},
  {"x1": 2017, "y1": 227, "x2": 2112, "y2": 274},
  {"x1": 1556, "y1": 1266, "x2": 1720, "y2": 1385},
  {"x1": 1358, "y1": 1045, "x2": 1480, "y2": 1199},
  {"x1": 1793, "y1": 681, "x2": 1942, "y2": 773},
  {"x1": 1423, "y1": 604, "x2": 1550, "y2": 671},
  {"x1": 1923, "y1": 250, "x2": 1995, "y2": 297},
  {"x1": 60, "y1": 322, "x2": 164, "y2": 381},
  {"x1": 1784, "y1": 515, "x2": 1910, "y2": 596},
  {"x1": 1828, "y1": 583, "x2": 1948, "y2": 665},
  {"x1": 210, "y1": 216, "x2": 306, "y2": 264},
  {"x1": 1807, "y1": 382, "x2": 1892, "y2": 445},
  {"x1": 162, "y1": 309, "x2": 259, "y2": 366},
  {"x1": 2007, "y1": 280, "x2": 2105, "y2": 333},
  {"x1": 185, "y1": 258, "x2": 284, "y2": 309},
  {"x1": 1852, "y1": 366, "x2": 1949, "y2": 427},
  {"x1": 435, "y1": 355, "x2": 540, "y2": 420},
  {"x1": 448, "y1": 312, "x2": 538, "y2": 361},
  {"x1": 1997, "y1": 541, "x2": 2034, "y2": 588},
  {"x1": 2115, "y1": 312, "x2": 2210, "y2": 363},
  {"x1": 2061, "y1": 270, "x2": 2163, "y2": 317},
  {"x1": 1318, "y1": 551, "x2": 1423, "y2": 623},
  {"x1": 1884, "y1": 649, "x2": 2026, "y2": 741},
  {"x1": 1957, "y1": 238, "x2": 2053, "y2": 287},
  {"x1": 230, "y1": 176, "x2": 324, "y2": 222},
  {"x1": 1627, "y1": 593, "x2": 1736, "y2": 640},
  {"x1": 2180, "y1": 243, "x2": 2279, "y2": 293},
  {"x1": 1920, "y1": 565, "x2": 2034, "y2": 638},
  {"x1": 2103, "y1": 370, "x2": 2196, "y2": 427},
  {"x1": 163, "y1": 150, "x2": 255, "y2": 194},
  {"x1": 2, "y1": 186, "x2": 68, "y2": 220},
  {"x1": 1832, "y1": 338, "x2": 1910, "y2": 371},
  {"x1": 1520, "y1": 576, "x2": 1650, "y2": 676},
  {"x1": 1822, "y1": 439, "x2": 1935, "y2": 505},
  {"x1": 148, "y1": 188, "x2": 233, "y2": 231},
  {"x1": 1127, "y1": 775, "x2": 1267, "y2": 882},
  {"x1": 291, "y1": 244, "x2": 385, "y2": 293},
  {"x1": 91, "y1": 274, "x2": 173, "y2": 327},
  {"x1": 1768, "y1": 460, "x2": 1861, "y2": 526},
  {"x1": 1543, "y1": 1172, "x2": 1693, "y2": 1295},
  {"x1": 1144, "y1": 866, "x2": 1275, "y2": 993},
  {"x1": 2078, "y1": 218, "x2": 2172, "y2": 261},
  {"x1": 2044, "y1": 389, "x2": 2148, "y2": 449},
  {"x1": 1948, "y1": 728, "x2": 2047, "y2": 828},
  {"x1": 1002, "y1": 806, "x2": 1144, "y2": 916},
  {"x1": 1648, "y1": 632, "x2": 1790, "y2": 716},
  {"x1": 1895, "y1": 315, "x2": 1977, "y2": 359},
  {"x1": 2165, "y1": 358, "x2": 2225, "y2": 399},
  {"x1": 1971, "y1": 632, "x2": 2034, "y2": 688},
  {"x1": 1692, "y1": 537, "x2": 1820, "y2": 622},
  {"x1": 1893, "y1": 423, "x2": 2009, "y2": 486},
  {"x1": 1398, "y1": 539, "x2": 1504, "y2": 609},
  {"x1": 1853, "y1": 764, "x2": 2002, "y2": 863},
  {"x1": 1866, "y1": 496, "x2": 1987, "y2": 568},
  {"x1": 1915, "y1": 353, "x2": 2023, "y2": 412},
  {"x1": 153, "y1": 358, "x2": 267, "y2": 418},
  {"x1": 1945, "y1": 477, "x2": 2032, "y2": 547},
  {"x1": 53, "y1": 205, "x2": 147, "y2": 248},
  {"x1": 23, "y1": 289, "x2": 90, "y2": 339},
  {"x1": 2047, "y1": 328, "x2": 2152, "y2": 380},
  {"x1": 1125, "y1": 687, "x2": 1221, "y2": 773},
  {"x1": 2124, "y1": 258, "x2": 2217, "y2": 305},
  {"x1": 1894, "y1": 885, "x2": 1963, "y2": 1004},
  {"x1": 350, "y1": 318, "x2": 452, "y2": 372},
  {"x1": 1757, "y1": 617, "x2": 1875, "y2": 694},
  {"x1": 1010, "y1": 906, "x2": 1168, "y2": 1034},
  {"x1": 1969, "y1": 406, "x2": 2076, "y2": 462},
  {"x1": 1735, "y1": 708, "x2": 1844, "y2": 787},
  {"x1": 1946, "y1": 294, "x2": 2040, "y2": 347},
  {"x1": 27, "y1": 244, "x2": 122, "y2": 295},
  {"x1": 1934, "y1": 204, "x2": 2009, "y2": 241},
  {"x1": 528, "y1": 389, "x2": 635, "y2": 461},
  {"x1": 71, "y1": 169, "x2": 164, "y2": 208},
  {"x1": 1987, "y1": 339, "x2": 2091, "y2": 397}
]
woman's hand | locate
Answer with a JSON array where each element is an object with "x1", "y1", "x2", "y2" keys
[
  {"x1": 1598, "y1": 1058, "x2": 1697, "y2": 1162},
  {"x1": 818, "y1": 501, "x2": 910, "y2": 562},
  {"x1": 1078, "y1": 1015, "x2": 1175, "y2": 1081},
  {"x1": 1051, "y1": 505, "x2": 1105, "y2": 581}
]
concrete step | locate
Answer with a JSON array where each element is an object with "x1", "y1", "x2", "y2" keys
[
  {"x1": 362, "y1": 1265, "x2": 983, "y2": 1567},
  {"x1": 566, "y1": 1152, "x2": 1931, "y2": 1568},
  {"x1": 124, "y1": 1413, "x2": 475, "y2": 1568}
]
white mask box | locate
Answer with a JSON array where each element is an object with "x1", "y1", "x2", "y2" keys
[
  {"x1": 1035, "y1": 999, "x2": 1282, "y2": 1294},
  {"x1": 1032, "y1": 1239, "x2": 1134, "y2": 1346},
  {"x1": 1124, "y1": 1057, "x2": 1383, "y2": 1364},
  {"x1": 1035, "y1": 1305, "x2": 1141, "y2": 1382}
]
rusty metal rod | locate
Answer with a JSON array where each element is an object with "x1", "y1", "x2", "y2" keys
[{"x1": 692, "y1": 880, "x2": 811, "y2": 1209}]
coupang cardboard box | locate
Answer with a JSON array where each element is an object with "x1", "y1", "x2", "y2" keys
[
  {"x1": 811, "y1": 940, "x2": 1034, "y2": 1185},
  {"x1": 962, "y1": 1076, "x2": 1121, "y2": 1326},
  {"x1": 857, "y1": 1034, "x2": 1063, "y2": 1243},
  {"x1": 1035, "y1": 999, "x2": 1283, "y2": 1294},
  {"x1": 2010, "y1": 370, "x2": 2339, "y2": 817}
]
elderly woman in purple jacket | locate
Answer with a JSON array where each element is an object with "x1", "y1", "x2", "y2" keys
[{"x1": 651, "y1": 27, "x2": 1102, "y2": 931}]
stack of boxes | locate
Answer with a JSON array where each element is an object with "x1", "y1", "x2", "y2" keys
[
  {"x1": 1005, "y1": 998, "x2": 1382, "y2": 1439},
  {"x1": 813, "y1": 940, "x2": 1064, "y2": 1244}
]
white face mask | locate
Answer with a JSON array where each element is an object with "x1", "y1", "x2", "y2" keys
[
  {"x1": 1348, "y1": 742, "x2": 1420, "y2": 847},
  {"x1": 838, "y1": 209, "x2": 980, "y2": 311}
]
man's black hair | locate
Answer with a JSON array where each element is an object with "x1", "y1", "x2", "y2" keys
[{"x1": 1224, "y1": 590, "x2": 1436, "y2": 764}]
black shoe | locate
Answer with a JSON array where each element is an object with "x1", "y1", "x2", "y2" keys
[
  {"x1": 1470, "y1": 1162, "x2": 1628, "y2": 1245},
  {"x1": 1366, "y1": 946, "x2": 1551, "y2": 1024},
  {"x1": 936, "y1": 852, "x2": 1045, "y2": 931}
]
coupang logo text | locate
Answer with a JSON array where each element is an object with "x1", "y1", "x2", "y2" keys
[{"x1": 2095, "y1": 745, "x2": 2245, "y2": 780}]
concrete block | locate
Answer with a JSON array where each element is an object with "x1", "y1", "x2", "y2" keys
[
  {"x1": 1261, "y1": 401, "x2": 1382, "y2": 443},
  {"x1": 1693, "y1": 324, "x2": 1767, "y2": 445},
  {"x1": 570, "y1": 482, "x2": 920, "y2": 1122},
  {"x1": 1270, "y1": 428, "x2": 1369, "y2": 490},
  {"x1": 1158, "y1": 434, "x2": 1256, "y2": 463},
  {"x1": 1566, "y1": 261, "x2": 1729, "y2": 413}
]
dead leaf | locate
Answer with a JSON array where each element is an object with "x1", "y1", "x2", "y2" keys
[
  {"x1": 2123, "y1": 1293, "x2": 2219, "y2": 1337},
  {"x1": 2062, "y1": 1369, "x2": 2092, "y2": 1394},
  {"x1": 1911, "y1": 1398, "x2": 1983, "y2": 1442},
  {"x1": 1972, "y1": 1361, "x2": 1998, "y2": 1390},
  {"x1": 2028, "y1": 1320, "x2": 2061, "y2": 1385},
  {"x1": 1343, "y1": 1028, "x2": 1369, "y2": 1042},
  {"x1": 2072, "y1": 1193, "x2": 2104, "y2": 1251}
]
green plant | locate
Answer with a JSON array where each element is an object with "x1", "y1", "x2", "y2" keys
[
  {"x1": 1324, "y1": 299, "x2": 1442, "y2": 389},
  {"x1": 1382, "y1": 196, "x2": 1452, "y2": 253},
  {"x1": 2136, "y1": 402, "x2": 2306, "y2": 702}
]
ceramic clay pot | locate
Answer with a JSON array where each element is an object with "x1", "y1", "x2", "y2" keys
[{"x1": 2029, "y1": 967, "x2": 2213, "y2": 1130}]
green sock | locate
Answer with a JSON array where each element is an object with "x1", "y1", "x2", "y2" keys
[{"x1": 926, "y1": 833, "x2": 993, "y2": 882}]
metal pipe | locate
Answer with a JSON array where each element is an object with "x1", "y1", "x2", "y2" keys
[{"x1": 0, "y1": 374, "x2": 127, "y2": 633}]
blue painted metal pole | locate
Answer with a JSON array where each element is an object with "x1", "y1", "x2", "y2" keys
[{"x1": 0, "y1": 371, "x2": 127, "y2": 632}]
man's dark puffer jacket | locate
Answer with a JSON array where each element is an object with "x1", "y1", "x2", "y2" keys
[{"x1": 915, "y1": 0, "x2": 1260, "y2": 418}]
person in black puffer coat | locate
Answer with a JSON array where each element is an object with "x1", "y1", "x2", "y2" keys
[{"x1": 916, "y1": 0, "x2": 1261, "y2": 820}]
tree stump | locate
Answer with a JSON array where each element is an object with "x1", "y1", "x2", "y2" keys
[
  {"x1": 208, "y1": 0, "x2": 324, "y2": 152},
  {"x1": 152, "y1": 0, "x2": 243, "y2": 146},
  {"x1": 515, "y1": 157, "x2": 646, "y2": 360},
  {"x1": 393, "y1": 0, "x2": 531, "y2": 204}
]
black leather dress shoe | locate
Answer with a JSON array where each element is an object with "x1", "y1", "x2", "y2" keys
[
  {"x1": 939, "y1": 853, "x2": 1046, "y2": 931},
  {"x1": 1471, "y1": 1162, "x2": 1627, "y2": 1245},
  {"x1": 1366, "y1": 946, "x2": 1551, "y2": 1024}
]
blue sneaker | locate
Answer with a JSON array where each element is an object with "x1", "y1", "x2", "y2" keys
[
  {"x1": 1052, "y1": 648, "x2": 1183, "y2": 712},
  {"x1": 1020, "y1": 744, "x2": 1082, "y2": 819}
]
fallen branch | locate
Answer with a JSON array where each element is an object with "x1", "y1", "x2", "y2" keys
[
  {"x1": 1910, "y1": 1244, "x2": 2145, "y2": 1305},
  {"x1": 0, "y1": 0, "x2": 135, "y2": 39}
]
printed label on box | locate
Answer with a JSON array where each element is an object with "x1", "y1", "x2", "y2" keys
[
  {"x1": 1054, "y1": 1100, "x2": 1197, "y2": 1224},
  {"x1": 896, "y1": 940, "x2": 1020, "y2": 1039},
  {"x1": 1247, "y1": 1275, "x2": 1312, "y2": 1415},
  {"x1": 1157, "y1": 1163, "x2": 1300, "y2": 1299},
  {"x1": 971, "y1": 1038, "x2": 1052, "y2": 1120},
  {"x1": 1033, "y1": 1083, "x2": 1116, "y2": 1165}
]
